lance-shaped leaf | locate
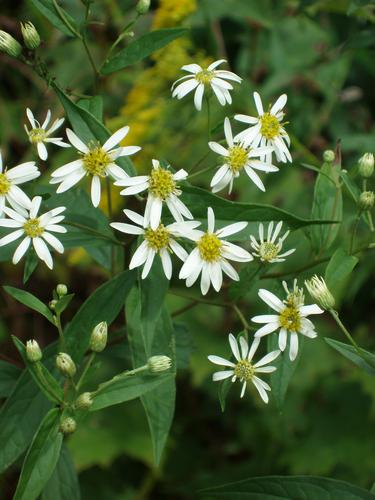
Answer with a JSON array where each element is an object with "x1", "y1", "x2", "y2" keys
[
  {"x1": 325, "y1": 248, "x2": 358, "y2": 291},
  {"x1": 42, "y1": 444, "x2": 81, "y2": 500},
  {"x1": 30, "y1": 0, "x2": 79, "y2": 37},
  {"x1": 0, "y1": 360, "x2": 21, "y2": 398},
  {"x1": 3, "y1": 286, "x2": 54, "y2": 324},
  {"x1": 325, "y1": 338, "x2": 375, "y2": 375}
]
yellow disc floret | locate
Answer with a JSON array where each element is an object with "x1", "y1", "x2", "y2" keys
[
  {"x1": 227, "y1": 146, "x2": 249, "y2": 173},
  {"x1": 279, "y1": 305, "x2": 301, "y2": 332},
  {"x1": 234, "y1": 359, "x2": 255, "y2": 381},
  {"x1": 28, "y1": 128, "x2": 47, "y2": 144},
  {"x1": 195, "y1": 70, "x2": 215, "y2": 85},
  {"x1": 260, "y1": 113, "x2": 280, "y2": 140},
  {"x1": 0, "y1": 173, "x2": 10, "y2": 195},
  {"x1": 23, "y1": 218, "x2": 44, "y2": 238},
  {"x1": 145, "y1": 224, "x2": 170, "y2": 251},
  {"x1": 197, "y1": 233, "x2": 222, "y2": 262},
  {"x1": 148, "y1": 168, "x2": 176, "y2": 200},
  {"x1": 258, "y1": 242, "x2": 279, "y2": 262},
  {"x1": 83, "y1": 147, "x2": 111, "y2": 177}
]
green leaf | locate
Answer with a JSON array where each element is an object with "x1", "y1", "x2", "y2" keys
[
  {"x1": 0, "y1": 360, "x2": 21, "y2": 398},
  {"x1": 325, "y1": 338, "x2": 375, "y2": 375},
  {"x1": 12, "y1": 336, "x2": 64, "y2": 404},
  {"x1": 30, "y1": 0, "x2": 79, "y2": 37},
  {"x1": 199, "y1": 475, "x2": 375, "y2": 499},
  {"x1": 77, "y1": 96, "x2": 103, "y2": 121},
  {"x1": 23, "y1": 250, "x2": 39, "y2": 284},
  {"x1": 310, "y1": 161, "x2": 343, "y2": 252},
  {"x1": 325, "y1": 248, "x2": 358, "y2": 291},
  {"x1": 65, "y1": 270, "x2": 136, "y2": 361},
  {"x1": 101, "y1": 28, "x2": 188, "y2": 75},
  {"x1": 54, "y1": 294, "x2": 75, "y2": 315},
  {"x1": 91, "y1": 373, "x2": 173, "y2": 411},
  {"x1": 14, "y1": 408, "x2": 63, "y2": 500},
  {"x1": 3, "y1": 286, "x2": 54, "y2": 324},
  {"x1": 181, "y1": 185, "x2": 337, "y2": 229},
  {"x1": 42, "y1": 444, "x2": 80, "y2": 500}
]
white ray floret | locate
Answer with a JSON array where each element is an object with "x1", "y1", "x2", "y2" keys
[
  {"x1": 0, "y1": 150, "x2": 40, "y2": 215},
  {"x1": 0, "y1": 196, "x2": 66, "y2": 269},
  {"x1": 209, "y1": 117, "x2": 278, "y2": 193},
  {"x1": 24, "y1": 108, "x2": 70, "y2": 161},
  {"x1": 171, "y1": 59, "x2": 242, "y2": 111},
  {"x1": 250, "y1": 221, "x2": 296, "y2": 263},
  {"x1": 179, "y1": 207, "x2": 253, "y2": 295},
  {"x1": 208, "y1": 333, "x2": 280, "y2": 401},
  {"x1": 111, "y1": 209, "x2": 200, "y2": 280},
  {"x1": 251, "y1": 280, "x2": 324, "y2": 361},
  {"x1": 115, "y1": 159, "x2": 192, "y2": 230},
  {"x1": 50, "y1": 127, "x2": 141, "y2": 207},
  {"x1": 235, "y1": 92, "x2": 291, "y2": 163}
]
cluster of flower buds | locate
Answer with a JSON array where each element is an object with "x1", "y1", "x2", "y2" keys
[{"x1": 0, "y1": 22, "x2": 40, "y2": 59}]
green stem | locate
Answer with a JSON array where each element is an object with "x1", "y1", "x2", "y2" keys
[
  {"x1": 54, "y1": 313, "x2": 67, "y2": 352},
  {"x1": 367, "y1": 211, "x2": 375, "y2": 232},
  {"x1": 232, "y1": 304, "x2": 251, "y2": 332},
  {"x1": 52, "y1": 0, "x2": 82, "y2": 39},
  {"x1": 206, "y1": 95, "x2": 211, "y2": 140},
  {"x1": 76, "y1": 352, "x2": 96, "y2": 392},
  {"x1": 93, "y1": 364, "x2": 149, "y2": 395},
  {"x1": 101, "y1": 14, "x2": 141, "y2": 67},
  {"x1": 329, "y1": 309, "x2": 361, "y2": 353},
  {"x1": 189, "y1": 164, "x2": 216, "y2": 180},
  {"x1": 106, "y1": 178, "x2": 115, "y2": 276},
  {"x1": 65, "y1": 220, "x2": 123, "y2": 246}
]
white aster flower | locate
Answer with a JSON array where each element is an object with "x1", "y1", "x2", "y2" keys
[
  {"x1": 50, "y1": 127, "x2": 141, "y2": 207},
  {"x1": 110, "y1": 209, "x2": 199, "y2": 280},
  {"x1": 171, "y1": 59, "x2": 242, "y2": 111},
  {"x1": 235, "y1": 92, "x2": 291, "y2": 163},
  {"x1": 250, "y1": 221, "x2": 296, "y2": 263},
  {"x1": 251, "y1": 280, "x2": 324, "y2": 361},
  {"x1": 24, "y1": 108, "x2": 70, "y2": 161},
  {"x1": 179, "y1": 207, "x2": 252, "y2": 295},
  {"x1": 115, "y1": 159, "x2": 192, "y2": 230},
  {"x1": 208, "y1": 333, "x2": 280, "y2": 401},
  {"x1": 0, "y1": 196, "x2": 66, "y2": 269},
  {"x1": 209, "y1": 117, "x2": 278, "y2": 193},
  {"x1": 0, "y1": 150, "x2": 40, "y2": 215}
]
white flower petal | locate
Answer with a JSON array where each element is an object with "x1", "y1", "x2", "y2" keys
[
  {"x1": 13, "y1": 236, "x2": 31, "y2": 264},
  {"x1": 289, "y1": 332, "x2": 299, "y2": 361},
  {"x1": 66, "y1": 128, "x2": 89, "y2": 153},
  {"x1": 208, "y1": 355, "x2": 235, "y2": 367},
  {"x1": 212, "y1": 370, "x2": 234, "y2": 381},
  {"x1": 91, "y1": 176, "x2": 101, "y2": 207},
  {"x1": 228, "y1": 333, "x2": 241, "y2": 361},
  {"x1": 254, "y1": 322, "x2": 279, "y2": 337},
  {"x1": 258, "y1": 289, "x2": 284, "y2": 312},
  {"x1": 102, "y1": 126, "x2": 129, "y2": 152}
]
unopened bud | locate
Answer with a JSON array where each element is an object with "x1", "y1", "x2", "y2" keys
[
  {"x1": 147, "y1": 355, "x2": 172, "y2": 373},
  {"x1": 60, "y1": 417, "x2": 76, "y2": 434},
  {"x1": 20, "y1": 22, "x2": 40, "y2": 50},
  {"x1": 304, "y1": 275, "x2": 335, "y2": 310},
  {"x1": 0, "y1": 30, "x2": 22, "y2": 58},
  {"x1": 56, "y1": 284, "x2": 68, "y2": 297},
  {"x1": 75, "y1": 392, "x2": 93, "y2": 410},
  {"x1": 56, "y1": 352, "x2": 76, "y2": 377},
  {"x1": 136, "y1": 0, "x2": 150, "y2": 15},
  {"x1": 358, "y1": 191, "x2": 375, "y2": 211},
  {"x1": 26, "y1": 339, "x2": 42, "y2": 363},
  {"x1": 89, "y1": 321, "x2": 108, "y2": 352},
  {"x1": 323, "y1": 150, "x2": 335, "y2": 163},
  {"x1": 358, "y1": 153, "x2": 374, "y2": 178},
  {"x1": 49, "y1": 299, "x2": 57, "y2": 310}
]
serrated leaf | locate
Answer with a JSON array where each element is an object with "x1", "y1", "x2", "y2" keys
[
  {"x1": 42, "y1": 444, "x2": 81, "y2": 500},
  {"x1": 325, "y1": 248, "x2": 358, "y2": 291},
  {"x1": 30, "y1": 0, "x2": 79, "y2": 37},
  {"x1": 0, "y1": 360, "x2": 21, "y2": 398},
  {"x1": 91, "y1": 373, "x2": 173, "y2": 411},
  {"x1": 14, "y1": 408, "x2": 63, "y2": 500},
  {"x1": 325, "y1": 338, "x2": 375, "y2": 375},
  {"x1": 199, "y1": 475, "x2": 375, "y2": 499},
  {"x1": 101, "y1": 28, "x2": 188, "y2": 75},
  {"x1": 3, "y1": 286, "x2": 54, "y2": 324}
]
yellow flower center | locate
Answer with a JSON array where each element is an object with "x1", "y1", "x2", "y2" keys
[
  {"x1": 83, "y1": 147, "x2": 110, "y2": 177},
  {"x1": 144, "y1": 224, "x2": 170, "y2": 252},
  {"x1": 260, "y1": 113, "x2": 280, "y2": 140},
  {"x1": 0, "y1": 173, "x2": 10, "y2": 195},
  {"x1": 197, "y1": 233, "x2": 222, "y2": 262},
  {"x1": 234, "y1": 359, "x2": 254, "y2": 381},
  {"x1": 279, "y1": 305, "x2": 301, "y2": 332},
  {"x1": 227, "y1": 145, "x2": 249, "y2": 173},
  {"x1": 148, "y1": 168, "x2": 176, "y2": 200},
  {"x1": 258, "y1": 241, "x2": 279, "y2": 262},
  {"x1": 23, "y1": 218, "x2": 44, "y2": 238},
  {"x1": 195, "y1": 69, "x2": 215, "y2": 85},
  {"x1": 28, "y1": 128, "x2": 47, "y2": 144}
]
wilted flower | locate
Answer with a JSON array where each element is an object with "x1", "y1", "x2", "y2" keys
[{"x1": 250, "y1": 221, "x2": 295, "y2": 263}]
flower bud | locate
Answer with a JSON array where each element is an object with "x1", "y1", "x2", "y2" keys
[
  {"x1": 49, "y1": 299, "x2": 57, "y2": 310},
  {"x1": 323, "y1": 150, "x2": 335, "y2": 163},
  {"x1": 26, "y1": 339, "x2": 42, "y2": 363},
  {"x1": 89, "y1": 321, "x2": 108, "y2": 352},
  {"x1": 358, "y1": 191, "x2": 375, "y2": 211},
  {"x1": 60, "y1": 417, "x2": 76, "y2": 434},
  {"x1": 304, "y1": 275, "x2": 335, "y2": 310},
  {"x1": 136, "y1": 0, "x2": 150, "y2": 15},
  {"x1": 358, "y1": 153, "x2": 374, "y2": 178},
  {"x1": 56, "y1": 284, "x2": 68, "y2": 297},
  {"x1": 147, "y1": 355, "x2": 172, "y2": 373},
  {"x1": 75, "y1": 392, "x2": 93, "y2": 410},
  {"x1": 20, "y1": 22, "x2": 40, "y2": 50},
  {"x1": 0, "y1": 30, "x2": 22, "y2": 58},
  {"x1": 56, "y1": 352, "x2": 76, "y2": 377}
]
